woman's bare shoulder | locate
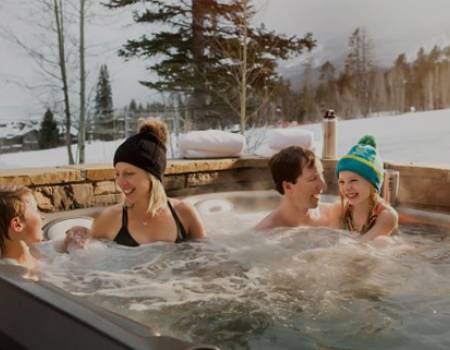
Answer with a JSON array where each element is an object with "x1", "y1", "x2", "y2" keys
[
  {"x1": 168, "y1": 198, "x2": 207, "y2": 239},
  {"x1": 96, "y1": 204, "x2": 122, "y2": 219},
  {"x1": 169, "y1": 198, "x2": 194, "y2": 215},
  {"x1": 91, "y1": 204, "x2": 122, "y2": 239}
]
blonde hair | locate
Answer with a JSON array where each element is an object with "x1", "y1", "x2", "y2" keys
[
  {"x1": 340, "y1": 185, "x2": 381, "y2": 226},
  {"x1": 137, "y1": 117, "x2": 169, "y2": 216},
  {"x1": 147, "y1": 173, "x2": 168, "y2": 217}
]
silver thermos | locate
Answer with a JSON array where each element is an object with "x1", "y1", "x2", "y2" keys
[{"x1": 322, "y1": 109, "x2": 337, "y2": 160}]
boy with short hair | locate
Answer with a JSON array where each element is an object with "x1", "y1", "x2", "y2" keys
[
  {"x1": 255, "y1": 146, "x2": 340, "y2": 230},
  {"x1": 0, "y1": 185, "x2": 43, "y2": 268}
]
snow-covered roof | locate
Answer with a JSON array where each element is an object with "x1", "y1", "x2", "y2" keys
[{"x1": 0, "y1": 120, "x2": 40, "y2": 139}]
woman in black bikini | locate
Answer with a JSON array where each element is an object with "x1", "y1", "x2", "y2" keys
[{"x1": 64, "y1": 118, "x2": 206, "y2": 249}]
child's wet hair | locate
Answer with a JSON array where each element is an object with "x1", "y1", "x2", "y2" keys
[{"x1": 0, "y1": 185, "x2": 32, "y2": 250}]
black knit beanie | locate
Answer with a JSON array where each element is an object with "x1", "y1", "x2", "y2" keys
[{"x1": 113, "y1": 131, "x2": 167, "y2": 181}]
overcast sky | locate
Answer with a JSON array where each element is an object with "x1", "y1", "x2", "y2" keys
[{"x1": 1, "y1": 0, "x2": 450, "y2": 120}]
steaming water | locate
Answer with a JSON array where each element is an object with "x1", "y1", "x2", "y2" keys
[{"x1": 38, "y1": 198, "x2": 450, "y2": 350}]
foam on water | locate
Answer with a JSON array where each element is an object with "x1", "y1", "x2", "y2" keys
[{"x1": 37, "y1": 207, "x2": 450, "y2": 350}]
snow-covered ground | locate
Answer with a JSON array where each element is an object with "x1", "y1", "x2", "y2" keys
[
  {"x1": 309, "y1": 108, "x2": 450, "y2": 166},
  {"x1": 1, "y1": 108, "x2": 449, "y2": 169}
]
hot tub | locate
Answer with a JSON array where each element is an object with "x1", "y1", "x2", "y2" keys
[{"x1": 2, "y1": 190, "x2": 450, "y2": 350}]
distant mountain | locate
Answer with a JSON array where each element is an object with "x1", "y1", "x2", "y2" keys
[
  {"x1": 278, "y1": 28, "x2": 450, "y2": 90},
  {"x1": 278, "y1": 37, "x2": 348, "y2": 90}
]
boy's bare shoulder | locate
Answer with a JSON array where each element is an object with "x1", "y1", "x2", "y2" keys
[
  {"x1": 254, "y1": 212, "x2": 277, "y2": 231},
  {"x1": 320, "y1": 201, "x2": 340, "y2": 211},
  {"x1": 318, "y1": 202, "x2": 340, "y2": 217},
  {"x1": 317, "y1": 202, "x2": 341, "y2": 228}
]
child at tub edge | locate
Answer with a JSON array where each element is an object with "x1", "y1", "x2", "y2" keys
[
  {"x1": 255, "y1": 146, "x2": 340, "y2": 230},
  {"x1": 0, "y1": 185, "x2": 43, "y2": 269},
  {"x1": 64, "y1": 118, "x2": 206, "y2": 251},
  {"x1": 334, "y1": 135, "x2": 398, "y2": 242}
]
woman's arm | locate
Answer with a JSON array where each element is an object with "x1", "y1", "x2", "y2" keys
[
  {"x1": 361, "y1": 206, "x2": 398, "y2": 242},
  {"x1": 62, "y1": 206, "x2": 121, "y2": 251},
  {"x1": 89, "y1": 206, "x2": 121, "y2": 240}
]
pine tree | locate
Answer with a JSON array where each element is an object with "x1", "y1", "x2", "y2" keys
[
  {"x1": 411, "y1": 48, "x2": 428, "y2": 111},
  {"x1": 137, "y1": 103, "x2": 145, "y2": 116},
  {"x1": 94, "y1": 64, "x2": 114, "y2": 120},
  {"x1": 105, "y1": 0, "x2": 315, "y2": 128},
  {"x1": 388, "y1": 53, "x2": 410, "y2": 112},
  {"x1": 128, "y1": 99, "x2": 138, "y2": 118},
  {"x1": 316, "y1": 61, "x2": 338, "y2": 111},
  {"x1": 345, "y1": 28, "x2": 374, "y2": 117},
  {"x1": 39, "y1": 108, "x2": 59, "y2": 149},
  {"x1": 299, "y1": 59, "x2": 320, "y2": 121}
]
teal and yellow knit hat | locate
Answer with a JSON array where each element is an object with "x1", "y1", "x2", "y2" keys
[{"x1": 336, "y1": 135, "x2": 384, "y2": 192}]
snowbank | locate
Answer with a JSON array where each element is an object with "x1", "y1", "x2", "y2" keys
[{"x1": 1, "y1": 109, "x2": 449, "y2": 168}]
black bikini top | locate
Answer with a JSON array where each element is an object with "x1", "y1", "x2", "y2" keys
[{"x1": 113, "y1": 201, "x2": 188, "y2": 246}]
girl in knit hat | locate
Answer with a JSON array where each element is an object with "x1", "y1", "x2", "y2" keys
[
  {"x1": 336, "y1": 135, "x2": 398, "y2": 241},
  {"x1": 64, "y1": 118, "x2": 206, "y2": 250}
]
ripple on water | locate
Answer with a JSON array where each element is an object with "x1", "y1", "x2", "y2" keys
[{"x1": 38, "y1": 217, "x2": 450, "y2": 350}]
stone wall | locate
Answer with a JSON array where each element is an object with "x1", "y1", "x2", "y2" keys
[
  {"x1": 0, "y1": 158, "x2": 272, "y2": 212},
  {"x1": 0, "y1": 158, "x2": 449, "y2": 212}
]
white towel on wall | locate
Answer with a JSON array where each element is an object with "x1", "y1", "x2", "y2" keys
[
  {"x1": 180, "y1": 149, "x2": 243, "y2": 158},
  {"x1": 266, "y1": 128, "x2": 314, "y2": 150},
  {"x1": 178, "y1": 130, "x2": 246, "y2": 158},
  {"x1": 254, "y1": 127, "x2": 315, "y2": 157}
]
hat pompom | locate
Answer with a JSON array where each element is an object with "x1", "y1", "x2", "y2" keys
[
  {"x1": 138, "y1": 118, "x2": 168, "y2": 144},
  {"x1": 358, "y1": 135, "x2": 376, "y2": 149}
]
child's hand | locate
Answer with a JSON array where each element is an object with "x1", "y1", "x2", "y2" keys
[{"x1": 63, "y1": 226, "x2": 90, "y2": 252}]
